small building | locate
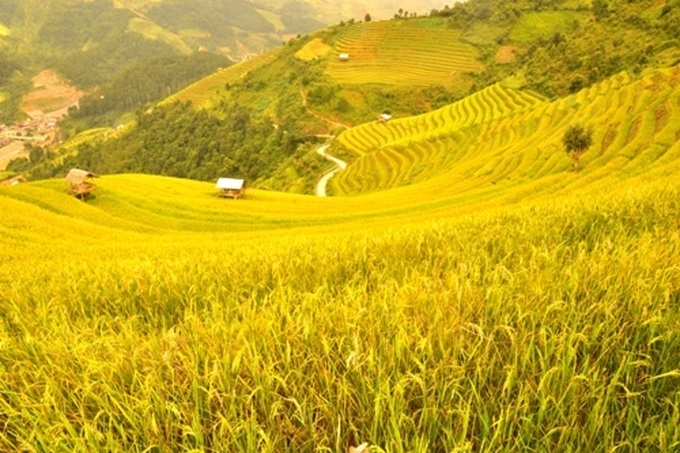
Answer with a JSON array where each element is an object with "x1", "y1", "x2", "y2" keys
[
  {"x1": 216, "y1": 178, "x2": 245, "y2": 199},
  {"x1": 377, "y1": 112, "x2": 392, "y2": 123},
  {"x1": 66, "y1": 169, "x2": 98, "y2": 199},
  {"x1": 339, "y1": 53, "x2": 350, "y2": 61}
]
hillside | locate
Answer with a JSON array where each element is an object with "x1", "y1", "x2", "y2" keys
[
  {"x1": 0, "y1": 0, "x2": 390, "y2": 123},
  {"x1": 1, "y1": 0, "x2": 680, "y2": 450},
  {"x1": 20, "y1": 0, "x2": 679, "y2": 195},
  {"x1": 0, "y1": 133, "x2": 679, "y2": 450},
  {"x1": 331, "y1": 67, "x2": 679, "y2": 197}
]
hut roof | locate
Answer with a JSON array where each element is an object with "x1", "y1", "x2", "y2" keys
[
  {"x1": 66, "y1": 169, "x2": 97, "y2": 185},
  {"x1": 216, "y1": 178, "x2": 245, "y2": 190}
]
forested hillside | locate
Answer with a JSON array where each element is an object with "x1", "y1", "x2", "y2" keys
[
  {"x1": 21, "y1": 0, "x2": 679, "y2": 194},
  {"x1": 0, "y1": 0, "x2": 343, "y2": 123}
]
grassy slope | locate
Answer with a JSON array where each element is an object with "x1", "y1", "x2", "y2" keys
[{"x1": 1, "y1": 155, "x2": 679, "y2": 452}]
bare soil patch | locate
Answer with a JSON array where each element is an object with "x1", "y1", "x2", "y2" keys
[
  {"x1": 495, "y1": 46, "x2": 518, "y2": 64},
  {"x1": 21, "y1": 70, "x2": 85, "y2": 118}
]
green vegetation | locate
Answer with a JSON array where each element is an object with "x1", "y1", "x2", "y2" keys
[
  {"x1": 68, "y1": 52, "x2": 230, "y2": 127},
  {"x1": 563, "y1": 123, "x2": 593, "y2": 171},
  {"x1": 509, "y1": 11, "x2": 587, "y2": 43},
  {"x1": 58, "y1": 100, "x2": 299, "y2": 183}
]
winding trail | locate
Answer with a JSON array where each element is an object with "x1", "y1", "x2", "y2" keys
[
  {"x1": 315, "y1": 143, "x2": 347, "y2": 197},
  {"x1": 298, "y1": 87, "x2": 351, "y2": 197}
]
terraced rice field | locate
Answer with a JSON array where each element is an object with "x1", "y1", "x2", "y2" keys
[
  {"x1": 164, "y1": 51, "x2": 280, "y2": 107},
  {"x1": 325, "y1": 20, "x2": 484, "y2": 86},
  {"x1": 332, "y1": 68, "x2": 680, "y2": 197}
]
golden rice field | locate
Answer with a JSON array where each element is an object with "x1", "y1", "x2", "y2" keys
[
  {"x1": 325, "y1": 20, "x2": 484, "y2": 87},
  {"x1": 332, "y1": 67, "x2": 680, "y2": 197},
  {"x1": 1, "y1": 65, "x2": 679, "y2": 451}
]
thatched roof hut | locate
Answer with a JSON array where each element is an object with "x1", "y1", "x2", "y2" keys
[
  {"x1": 216, "y1": 178, "x2": 245, "y2": 199},
  {"x1": 66, "y1": 169, "x2": 98, "y2": 199}
]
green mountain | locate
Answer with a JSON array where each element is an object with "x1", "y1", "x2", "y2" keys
[
  {"x1": 23, "y1": 0, "x2": 679, "y2": 193},
  {"x1": 0, "y1": 0, "x2": 332, "y2": 122}
]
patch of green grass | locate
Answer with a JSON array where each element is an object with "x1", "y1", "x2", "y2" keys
[
  {"x1": 509, "y1": 11, "x2": 588, "y2": 43},
  {"x1": 127, "y1": 17, "x2": 193, "y2": 55}
]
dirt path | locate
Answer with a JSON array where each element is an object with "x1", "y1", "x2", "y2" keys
[
  {"x1": 299, "y1": 88, "x2": 351, "y2": 196},
  {"x1": 316, "y1": 143, "x2": 347, "y2": 197}
]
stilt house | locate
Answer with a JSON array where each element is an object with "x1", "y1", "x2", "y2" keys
[
  {"x1": 216, "y1": 178, "x2": 245, "y2": 199},
  {"x1": 66, "y1": 169, "x2": 98, "y2": 199}
]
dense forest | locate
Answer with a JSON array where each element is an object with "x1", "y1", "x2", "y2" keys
[
  {"x1": 52, "y1": 101, "x2": 311, "y2": 183},
  {"x1": 70, "y1": 53, "x2": 231, "y2": 126}
]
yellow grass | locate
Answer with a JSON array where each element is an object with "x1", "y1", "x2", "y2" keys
[
  {"x1": 295, "y1": 38, "x2": 333, "y2": 61},
  {"x1": 332, "y1": 67, "x2": 679, "y2": 198}
]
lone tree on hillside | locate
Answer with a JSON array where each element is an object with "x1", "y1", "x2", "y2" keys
[
  {"x1": 364, "y1": 13, "x2": 372, "y2": 22},
  {"x1": 563, "y1": 124, "x2": 593, "y2": 171}
]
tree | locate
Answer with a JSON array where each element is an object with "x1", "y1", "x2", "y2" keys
[
  {"x1": 563, "y1": 124, "x2": 593, "y2": 171},
  {"x1": 364, "y1": 13, "x2": 372, "y2": 22}
]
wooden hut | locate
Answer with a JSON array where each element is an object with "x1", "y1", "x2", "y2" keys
[
  {"x1": 66, "y1": 169, "x2": 98, "y2": 199},
  {"x1": 0, "y1": 175, "x2": 26, "y2": 186},
  {"x1": 216, "y1": 178, "x2": 245, "y2": 199}
]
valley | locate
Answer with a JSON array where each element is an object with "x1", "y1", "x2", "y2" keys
[
  {"x1": 0, "y1": 0, "x2": 679, "y2": 451},
  {"x1": 0, "y1": 70, "x2": 81, "y2": 170}
]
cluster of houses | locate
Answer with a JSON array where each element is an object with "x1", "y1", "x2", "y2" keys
[{"x1": 0, "y1": 112, "x2": 60, "y2": 148}]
